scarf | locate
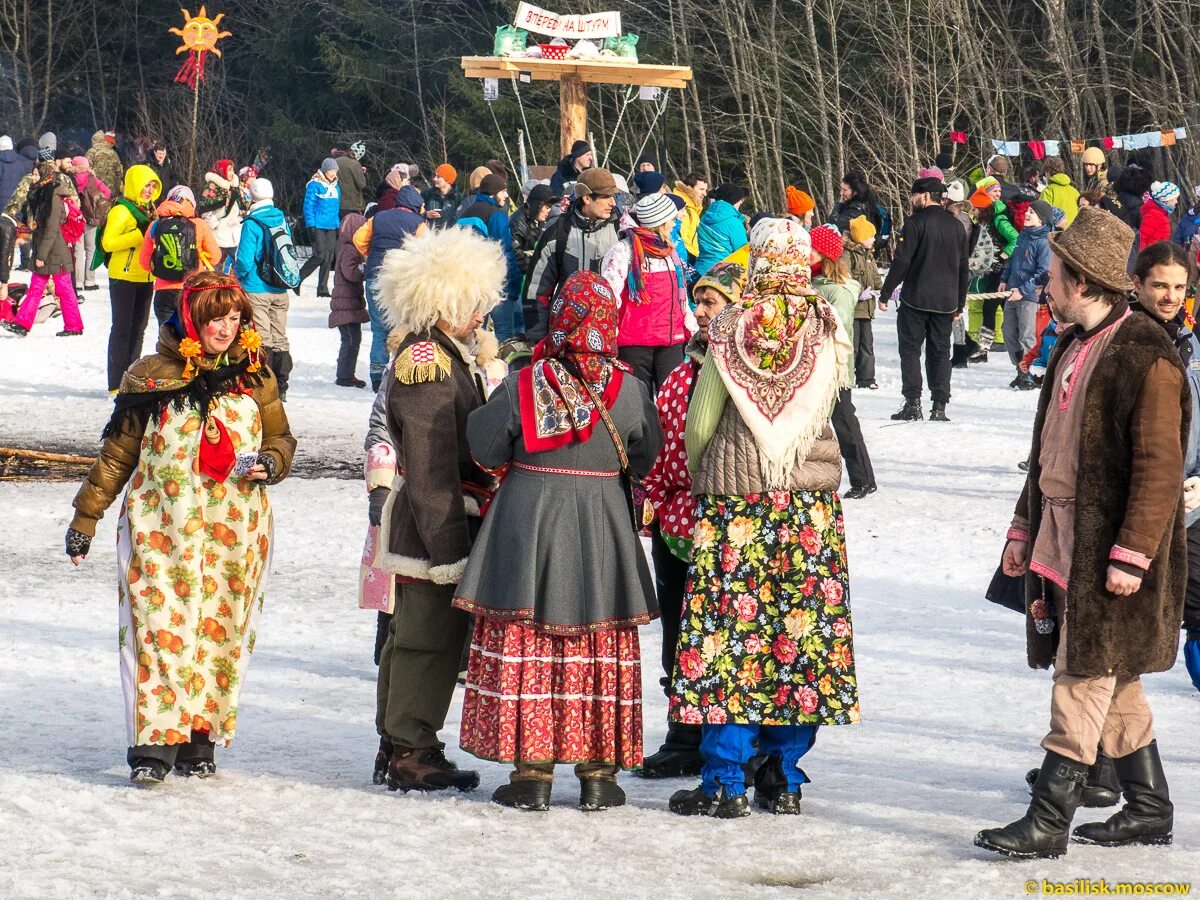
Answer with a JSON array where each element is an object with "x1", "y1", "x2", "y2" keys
[
  {"x1": 698, "y1": 217, "x2": 853, "y2": 487},
  {"x1": 627, "y1": 226, "x2": 683, "y2": 306},
  {"x1": 518, "y1": 270, "x2": 626, "y2": 453}
]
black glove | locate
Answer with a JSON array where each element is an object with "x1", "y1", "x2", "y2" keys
[
  {"x1": 259, "y1": 453, "x2": 278, "y2": 483},
  {"x1": 65, "y1": 528, "x2": 91, "y2": 559},
  {"x1": 368, "y1": 487, "x2": 389, "y2": 527}
]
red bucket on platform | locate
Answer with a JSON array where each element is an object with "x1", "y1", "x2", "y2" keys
[{"x1": 540, "y1": 43, "x2": 569, "y2": 61}]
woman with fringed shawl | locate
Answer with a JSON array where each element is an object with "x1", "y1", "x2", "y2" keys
[
  {"x1": 667, "y1": 218, "x2": 861, "y2": 819},
  {"x1": 66, "y1": 270, "x2": 295, "y2": 784}
]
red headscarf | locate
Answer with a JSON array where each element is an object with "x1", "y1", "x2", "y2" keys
[{"x1": 518, "y1": 271, "x2": 627, "y2": 452}]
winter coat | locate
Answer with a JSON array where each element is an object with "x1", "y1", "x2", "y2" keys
[
  {"x1": 984, "y1": 201, "x2": 1020, "y2": 257},
  {"x1": 74, "y1": 171, "x2": 112, "y2": 203},
  {"x1": 0, "y1": 147, "x2": 33, "y2": 211},
  {"x1": 845, "y1": 244, "x2": 882, "y2": 318},
  {"x1": 524, "y1": 203, "x2": 621, "y2": 336},
  {"x1": 457, "y1": 194, "x2": 520, "y2": 305},
  {"x1": 828, "y1": 196, "x2": 883, "y2": 237},
  {"x1": 1001, "y1": 223, "x2": 1052, "y2": 302},
  {"x1": 303, "y1": 175, "x2": 341, "y2": 231},
  {"x1": 143, "y1": 156, "x2": 176, "y2": 194},
  {"x1": 373, "y1": 328, "x2": 494, "y2": 584},
  {"x1": 235, "y1": 200, "x2": 291, "y2": 295},
  {"x1": 1116, "y1": 191, "x2": 1145, "y2": 231},
  {"x1": 101, "y1": 165, "x2": 161, "y2": 284},
  {"x1": 672, "y1": 181, "x2": 703, "y2": 260},
  {"x1": 880, "y1": 204, "x2": 970, "y2": 314},
  {"x1": 198, "y1": 171, "x2": 247, "y2": 249},
  {"x1": 85, "y1": 131, "x2": 124, "y2": 195},
  {"x1": 335, "y1": 155, "x2": 366, "y2": 213},
  {"x1": 1171, "y1": 207, "x2": 1200, "y2": 249},
  {"x1": 644, "y1": 338, "x2": 705, "y2": 560},
  {"x1": 1014, "y1": 309, "x2": 1188, "y2": 678},
  {"x1": 550, "y1": 155, "x2": 584, "y2": 196},
  {"x1": 137, "y1": 197, "x2": 221, "y2": 291},
  {"x1": 1022, "y1": 315, "x2": 1058, "y2": 375},
  {"x1": 453, "y1": 368, "x2": 661, "y2": 631},
  {"x1": 601, "y1": 236, "x2": 691, "y2": 348},
  {"x1": 4, "y1": 156, "x2": 77, "y2": 221},
  {"x1": 70, "y1": 325, "x2": 295, "y2": 539},
  {"x1": 331, "y1": 214, "x2": 369, "y2": 328},
  {"x1": 1139, "y1": 198, "x2": 1172, "y2": 250},
  {"x1": 509, "y1": 203, "x2": 547, "y2": 276},
  {"x1": 355, "y1": 200, "x2": 426, "y2": 284},
  {"x1": 1040, "y1": 174, "x2": 1080, "y2": 227},
  {"x1": 422, "y1": 185, "x2": 461, "y2": 229},
  {"x1": 28, "y1": 176, "x2": 75, "y2": 275},
  {"x1": 694, "y1": 200, "x2": 748, "y2": 277},
  {"x1": 814, "y1": 274, "x2": 862, "y2": 385}
]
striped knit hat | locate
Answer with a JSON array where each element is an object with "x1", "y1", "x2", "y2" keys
[
  {"x1": 1150, "y1": 181, "x2": 1180, "y2": 205},
  {"x1": 633, "y1": 192, "x2": 678, "y2": 229}
]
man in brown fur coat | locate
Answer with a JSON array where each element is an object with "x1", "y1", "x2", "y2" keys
[{"x1": 976, "y1": 208, "x2": 1189, "y2": 859}]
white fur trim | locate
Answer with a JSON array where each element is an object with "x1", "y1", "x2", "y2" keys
[
  {"x1": 375, "y1": 227, "x2": 508, "y2": 334},
  {"x1": 372, "y1": 474, "x2": 480, "y2": 579},
  {"x1": 429, "y1": 558, "x2": 469, "y2": 585}
]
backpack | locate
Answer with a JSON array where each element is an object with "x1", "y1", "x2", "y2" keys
[
  {"x1": 968, "y1": 224, "x2": 997, "y2": 278},
  {"x1": 249, "y1": 215, "x2": 301, "y2": 289},
  {"x1": 91, "y1": 198, "x2": 151, "y2": 270},
  {"x1": 149, "y1": 216, "x2": 199, "y2": 280},
  {"x1": 79, "y1": 180, "x2": 111, "y2": 226}
]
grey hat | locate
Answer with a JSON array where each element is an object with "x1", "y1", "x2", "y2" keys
[
  {"x1": 321, "y1": 157, "x2": 339, "y2": 174},
  {"x1": 38, "y1": 131, "x2": 56, "y2": 152}
]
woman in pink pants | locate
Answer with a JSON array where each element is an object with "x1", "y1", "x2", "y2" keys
[{"x1": 3, "y1": 158, "x2": 83, "y2": 337}]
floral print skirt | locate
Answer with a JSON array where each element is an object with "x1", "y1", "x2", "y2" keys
[
  {"x1": 669, "y1": 491, "x2": 860, "y2": 728},
  {"x1": 460, "y1": 617, "x2": 643, "y2": 769}
]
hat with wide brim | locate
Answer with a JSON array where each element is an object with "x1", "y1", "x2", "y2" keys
[{"x1": 1047, "y1": 207, "x2": 1135, "y2": 294}]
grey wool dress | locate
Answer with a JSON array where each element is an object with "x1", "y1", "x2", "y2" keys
[{"x1": 453, "y1": 369, "x2": 664, "y2": 633}]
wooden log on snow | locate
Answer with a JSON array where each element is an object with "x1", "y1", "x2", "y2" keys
[{"x1": 0, "y1": 447, "x2": 96, "y2": 482}]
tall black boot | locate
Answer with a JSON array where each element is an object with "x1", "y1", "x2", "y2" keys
[
  {"x1": 975, "y1": 750, "x2": 1087, "y2": 859},
  {"x1": 636, "y1": 722, "x2": 702, "y2": 779},
  {"x1": 1071, "y1": 741, "x2": 1173, "y2": 847},
  {"x1": 273, "y1": 349, "x2": 293, "y2": 401},
  {"x1": 1027, "y1": 752, "x2": 1120, "y2": 808}
]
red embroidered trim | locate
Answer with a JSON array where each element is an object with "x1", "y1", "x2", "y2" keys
[
  {"x1": 511, "y1": 461, "x2": 619, "y2": 478},
  {"x1": 1006, "y1": 527, "x2": 1030, "y2": 542},
  {"x1": 451, "y1": 597, "x2": 656, "y2": 635},
  {"x1": 1109, "y1": 545, "x2": 1152, "y2": 569},
  {"x1": 1029, "y1": 559, "x2": 1068, "y2": 590}
]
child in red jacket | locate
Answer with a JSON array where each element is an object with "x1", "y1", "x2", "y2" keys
[{"x1": 1140, "y1": 181, "x2": 1179, "y2": 250}]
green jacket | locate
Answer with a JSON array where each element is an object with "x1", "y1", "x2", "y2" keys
[
  {"x1": 1041, "y1": 174, "x2": 1080, "y2": 227},
  {"x1": 845, "y1": 244, "x2": 882, "y2": 319},
  {"x1": 814, "y1": 275, "x2": 862, "y2": 386},
  {"x1": 989, "y1": 201, "x2": 1019, "y2": 256}
]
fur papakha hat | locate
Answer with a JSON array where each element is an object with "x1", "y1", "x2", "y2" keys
[
  {"x1": 1047, "y1": 206, "x2": 1135, "y2": 294},
  {"x1": 375, "y1": 226, "x2": 506, "y2": 334}
]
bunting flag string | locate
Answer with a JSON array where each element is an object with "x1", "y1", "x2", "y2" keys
[{"x1": 946, "y1": 125, "x2": 1192, "y2": 156}]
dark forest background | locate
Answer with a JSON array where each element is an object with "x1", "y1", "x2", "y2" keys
[{"x1": 6, "y1": 0, "x2": 1200, "y2": 220}]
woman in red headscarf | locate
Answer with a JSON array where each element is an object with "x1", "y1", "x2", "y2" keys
[
  {"x1": 65, "y1": 270, "x2": 296, "y2": 785},
  {"x1": 455, "y1": 270, "x2": 663, "y2": 813},
  {"x1": 198, "y1": 158, "x2": 249, "y2": 273}
]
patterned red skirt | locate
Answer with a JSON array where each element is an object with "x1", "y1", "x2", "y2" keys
[{"x1": 459, "y1": 616, "x2": 643, "y2": 769}]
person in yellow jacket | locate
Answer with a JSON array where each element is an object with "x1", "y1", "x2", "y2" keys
[
  {"x1": 1039, "y1": 157, "x2": 1080, "y2": 227},
  {"x1": 101, "y1": 164, "x2": 161, "y2": 392},
  {"x1": 672, "y1": 175, "x2": 708, "y2": 262}
]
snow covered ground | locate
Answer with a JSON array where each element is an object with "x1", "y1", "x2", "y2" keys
[{"x1": 1, "y1": 272, "x2": 1197, "y2": 898}]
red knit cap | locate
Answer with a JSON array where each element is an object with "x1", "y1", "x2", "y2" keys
[{"x1": 809, "y1": 224, "x2": 844, "y2": 260}]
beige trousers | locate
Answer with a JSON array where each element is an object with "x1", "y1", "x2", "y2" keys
[
  {"x1": 1040, "y1": 585, "x2": 1155, "y2": 764},
  {"x1": 248, "y1": 291, "x2": 290, "y2": 351},
  {"x1": 513, "y1": 762, "x2": 619, "y2": 783}
]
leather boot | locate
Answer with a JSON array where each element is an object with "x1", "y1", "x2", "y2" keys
[
  {"x1": 636, "y1": 722, "x2": 702, "y2": 779},
  {"x1": 1026, "y1": 753, "x2": 1120, "y2": 808},
  {"x1": 386, "y1": 746, "x2": 479, "y2": 793},
  {"x1": 929, "y1": 402, "x2": 950, "y2": 422},
  {"x1": 272, "y1": 349, "x2": 293, "y2": 401},
  {"x1": 890, "y1": 399, "x2": 923, "y2": 421},
  {"x1": 1071, "y1": 741, "x2": 1173, "y2": 847},
  {"x1": 975, "y1": 751, "x2": 1087, "y2": 859},
  {"x1": 669, "y1": 784, "x2": 751, "y2": 818}
]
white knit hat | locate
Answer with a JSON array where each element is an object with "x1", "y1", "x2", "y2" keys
[
  {"x1": 1150, "y1": 181, "x2": 1180, "y2": 204},
  {"x1": 633, "y1": 192, "x2": 677, "y2": 229},
  {"x1": 250, "y1": 178, "x2": 275, "y2": 201},
  {"x1": 0, "y1": 135, "x2": 12, "y2": 152},
  {"x1": 945, "y1": 179, "x2": 966, "y2": 203}
]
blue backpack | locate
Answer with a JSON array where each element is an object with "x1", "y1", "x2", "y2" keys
[
  {"x1": 250, "y1": 216, "x2": 301, "y2": 290},
  {"x1": 875, "y1": 203, "x2": 892, "y2": 246}
]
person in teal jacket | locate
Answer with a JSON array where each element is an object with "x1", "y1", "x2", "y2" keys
[
  {"x1": 694, "y1": 184, "x2": 748, "y2": 276},
  {"x1": 236, "y1": 178, "x2": 297, "y2": 398}
]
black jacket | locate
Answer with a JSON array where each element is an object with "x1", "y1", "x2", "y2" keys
[
  {"x1": 828, "y1": 196, "x2": 882, "y2": 236},
  {"x1": 880, "y1": 204, "x2": 970, "y2": 314},
  {"x1": 550, "y1": 156, "x2": 583, "y2": 196},
  {"x1": 144, "y1": 157, "x2": 176, "y2": 193},
  {"x1": 509, "y1": 204, "x2": 546, "y2": 275}
]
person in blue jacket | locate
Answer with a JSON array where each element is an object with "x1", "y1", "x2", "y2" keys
[
  {"x1": 999, "y1": 199, "x2": 1052, "y2": 381},
  {"x1": 236, "y1": 178, "x2": 296, "y2": 399},
  {"x1": 1170, "y1": 186, "x2": 1200, "y2": 250},
  {"x1": 694, "y1": 184, "x2": 748, "y2": 277},
  {"x1": 296, "y1": 158, "x2": 341, "y2": 297},
  {"x1": 457, "y1": 173, "x2": 522, "y2": 340}
]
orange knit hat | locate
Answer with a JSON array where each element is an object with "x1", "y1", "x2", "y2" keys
[
  {"x1": 435, "y1": 163, "x2": 458, "y2": 184},
  {"x1": 786, "y1": 185, "x2": 815, "y2": 218}
]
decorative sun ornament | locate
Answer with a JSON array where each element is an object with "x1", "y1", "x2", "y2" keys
[{"x1": 169, "y1": 6, "x2": 232, "y2": 89}]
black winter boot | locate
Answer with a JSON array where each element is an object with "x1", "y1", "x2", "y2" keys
[
  {"x1": 1026, "y1": 753, "x2": 1120, "y2": 808},
  {"x1": 372, "y1": 737, "x2": 393, "y2": 785},
  {"x1": 753, "y1": 756, "x2": 801, "y2": 814},
  {"x1": 975, "y1": 751, "x2": 1087, "y2": 859},
  {"x1": 174, "y1": 733, "x2": 217, "y2": 778},
  {"x1": 890, "y1": 400, "x2": 923, "y2": 421},
  {"x1": 669, "y1": 784, "x2": 751, "y2": 818},
  {"x1": 579, "y1": 778, "x2": 626, "y2": 812},
  {"x1": 492, "y1": 779, "x2": 553, "y2": 812},
  {"x1": 636, "y1": 722, "x2": 703, "y2": 779},
  {"x1": 272, "y1": 350, "x2": 294, "y2": 401},
  {"x1": 929, "y1": 402, "x2": 950, "y2": 422},
  {"x1": 129, "y1": 759, "x2": 171, "y2": 785},
  {"x1": 1071, "y1": 742, "x2": 1173, "y2": 847}
]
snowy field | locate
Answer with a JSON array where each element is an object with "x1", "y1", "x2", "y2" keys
[{"x1": 1, "y1": 272, "x2": 1197, "y2": 899}]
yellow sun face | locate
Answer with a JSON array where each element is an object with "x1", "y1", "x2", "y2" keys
[{"x1": 169, "y1": 6, "x2": 231, "y2": 56}]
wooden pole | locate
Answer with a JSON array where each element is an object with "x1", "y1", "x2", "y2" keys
[
  {"x1": 559, "y1": 75, "x2": 587, "y2": 156},
  {"x1": 189, "y1": 74, "x2": 200, "y2": 185}
]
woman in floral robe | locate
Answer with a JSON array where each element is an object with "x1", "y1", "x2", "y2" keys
[
  {"x1": 66, "y1": 270, "x2": 295, "y2": 784},
  {"x1": 668, "y1": 218, "x2": 860, "y2": 819}
]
